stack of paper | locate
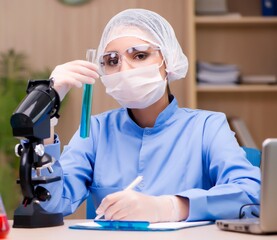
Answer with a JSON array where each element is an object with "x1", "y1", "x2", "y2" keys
[
  {"x1": 241, "y1": 75, "x2": 277, "y2": 84},
  {"x1": 197, "y1": 61, "x2": 240, "y2": 85}
]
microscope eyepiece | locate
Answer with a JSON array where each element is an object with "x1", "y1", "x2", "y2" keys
[{"x1": 10, "y1": 79, "x2": 60, "y2": 139}]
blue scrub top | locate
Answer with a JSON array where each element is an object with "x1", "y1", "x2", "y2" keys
[{"x1": 43, "y1": 96, "x2": 260, "y2": 221}]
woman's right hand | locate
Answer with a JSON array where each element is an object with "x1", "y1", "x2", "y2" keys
[{"x1": 50, "y1": 60, "x2": 99, "y2": 100}]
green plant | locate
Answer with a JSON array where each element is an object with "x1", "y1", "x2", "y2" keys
[{"x1": 0, "y1": 157, "x2": 20, "y2": 217}]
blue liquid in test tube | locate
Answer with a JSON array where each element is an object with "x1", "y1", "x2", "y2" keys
[{"x1": 80, "y1": 49, "x2": 96, "y2": 138}]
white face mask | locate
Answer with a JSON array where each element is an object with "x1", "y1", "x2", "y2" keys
[{"x1": 101, "y1": 63, "x2": 167, "y2": 109}]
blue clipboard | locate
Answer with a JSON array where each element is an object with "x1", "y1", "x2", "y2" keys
[
  {"x1": 69, "y1": 220, "x2": 150, "y2": 231},
  {"x1": 95, "y1": 220, "x2": 149, "y2": 230}
]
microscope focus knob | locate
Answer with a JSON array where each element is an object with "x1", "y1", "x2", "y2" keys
[
  {"x1": 15, "y1": 144, "x2": 23, "y2": 157},
  {"x1": 34, "y1": 144, "x2": 45, "y2": 157},
  {"x1": 34, "y1": 186, "x2": 51, "y2": 202}
]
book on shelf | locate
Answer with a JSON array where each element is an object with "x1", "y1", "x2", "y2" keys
[
  {"x1": 197, "y1": 61, "x2": 240, "y2": 85},
  {"x1": 240, "y1": 75, "x2": 277, "y2": 84},
  {"x1": 195, "y1": 0, "x2": 242, "y2": 18},
  {"x1": 261, "y1": 0, "x2": 277, "y2": 16},
  {"x1": 195, "y1": 0, "x2": 228, "y2": 15},
  {"x1": 228, "y1": 117, "x2": 258, "y2": 149}
]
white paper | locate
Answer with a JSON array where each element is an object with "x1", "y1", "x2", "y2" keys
[{"x1": 148, "y1": 221, "x2": 211, "y2": 230}]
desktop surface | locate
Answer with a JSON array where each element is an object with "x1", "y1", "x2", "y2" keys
[{"x1": 7, "y1": 219, "x2": 277, "y2": 240}]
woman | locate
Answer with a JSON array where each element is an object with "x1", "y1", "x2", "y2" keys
[{"x1": 44, "y1": 8, "x2": 260, "y2": 222}]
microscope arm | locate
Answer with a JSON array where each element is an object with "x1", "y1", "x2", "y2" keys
[{"x1": 19, "y1": 142, "x2": 34, "y2": 205}]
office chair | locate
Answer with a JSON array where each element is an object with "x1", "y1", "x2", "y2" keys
[
  {"x1": 241, "y1": 146, "x2": 261, "y2": 168},
  {"x1": 86, "y1": 147, "x2": 262, "y2": 219},
  {"x1": 86, "y1": 194, "x2": 96, "y2": 219}
]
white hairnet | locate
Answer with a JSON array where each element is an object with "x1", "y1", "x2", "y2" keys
[{"x1": 97, "y1": 9, "x2": 188, "y2": 82}]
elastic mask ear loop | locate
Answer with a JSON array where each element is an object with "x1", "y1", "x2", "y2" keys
[
  {"x1": 158, "y1": 59, "x2": 165, "y2": 69},
  {"x1": 158, "y1": 59, "x2": 168, "y2": 82}
]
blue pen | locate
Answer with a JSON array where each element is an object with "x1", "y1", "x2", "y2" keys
[{"x1": 80, "y1": 49, "x2": 96, "y2": 138}]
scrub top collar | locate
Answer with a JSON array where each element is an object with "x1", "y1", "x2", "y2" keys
[{"x1": 126, "y1": 94, "x2": 178, "y2": 130}]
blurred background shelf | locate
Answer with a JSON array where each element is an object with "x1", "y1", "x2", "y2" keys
[
  {"x1": 191, "y1": 0, "x2": 277, "y2": 148},
  {"x1": 197, "y1": 84, "x2": 277, "y2": 92},
  {"x1": 195, "y1": 16, "x2": 277, "y2": 25}
]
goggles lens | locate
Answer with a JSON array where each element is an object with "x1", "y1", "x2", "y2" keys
[{"x1": 99, "y1": 44, "x2": 160, "y2": 75}]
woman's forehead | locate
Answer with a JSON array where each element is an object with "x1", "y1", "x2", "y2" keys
[{"x1": 105, "y1": 37, "x2": 150, "y2": 52}]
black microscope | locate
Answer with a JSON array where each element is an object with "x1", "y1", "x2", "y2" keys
[{"x1": 10, "y1": 79, "x2": 64, "y2": 228}]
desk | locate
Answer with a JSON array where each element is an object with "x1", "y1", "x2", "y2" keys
[{"x1": 7, "y1": 220, "x2": 277, "y2": 240}]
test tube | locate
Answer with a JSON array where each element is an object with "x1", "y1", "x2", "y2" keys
[{"x1": 80, "y1": 49, "x2": 96, "y2": 138}]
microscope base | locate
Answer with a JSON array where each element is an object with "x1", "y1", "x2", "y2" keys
[{"x1": 13, "y1": 201, "x2": 64, "y2": 228}]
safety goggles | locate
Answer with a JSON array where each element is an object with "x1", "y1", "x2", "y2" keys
[{"x1": 99, "y1": 44, "x2": 160, "y2": 75}]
